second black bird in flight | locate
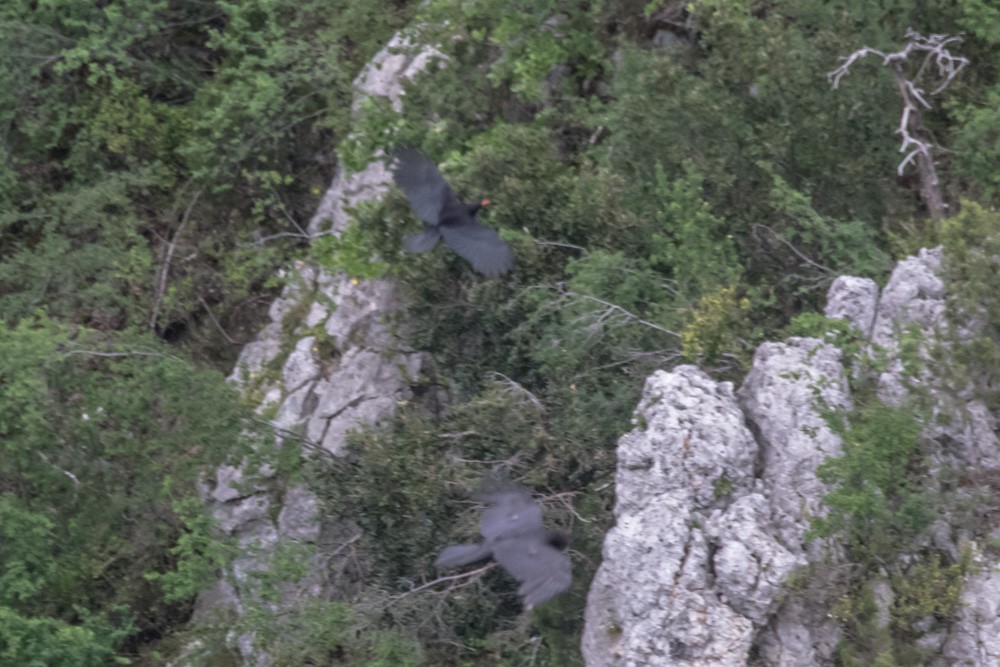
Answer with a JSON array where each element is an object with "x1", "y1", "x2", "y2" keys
[
  {"x1": 435, "y1": 474, "x2": 571, "y2": 609},
  {"x1": 391, "y1": 149, "x2": 515, "y2": 277}
]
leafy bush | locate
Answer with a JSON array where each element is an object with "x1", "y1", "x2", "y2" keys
[
  {"x1": 826, "y1": 552, "x2": 969, "y2": 667},
  {"x1": 811, "y1": 403, "x2": 931, "y2": 567},
  {"x1": 0, "y1": 605, "x2": 132, "y2": 667},
  {"x1": 0, "y1": 317, "x2": 258, "y2": 659},
  {"x1": 808, "y1": 397, "x2": 973, "y2": 665},
  {"x1": 0, "y1": 0, "x2": 414, "y2": 357},
  {"x1": 941, "y1": 202, "x2": 1000, "y2": 405}
]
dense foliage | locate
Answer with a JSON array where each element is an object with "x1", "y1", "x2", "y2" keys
[
  {"x1": 0, "y1": 0, "x2": 412, "y2": 662},
  {"x1": 4, "y1": 0, "x2": 1000, "y2": 663},
  {"x1": 0, "y1": 319, "x2": 254, "y2": 663},
  {"x1": 1, "y1": 0, "x2": 413, "y2": 356}
]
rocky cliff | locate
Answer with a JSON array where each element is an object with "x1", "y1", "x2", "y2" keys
[
  {"x1": 191, "y1": 33, "x2": 443, "y2": 665},
  {"x1": 581, "y1": 248, "x2": 1000, "y2": 666}
]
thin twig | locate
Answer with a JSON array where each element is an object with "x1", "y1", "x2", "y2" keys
[
  {"x1": 487, "y1": 372, "x2": 546, "y2": 413},
  {"x1": 151, "y1": 189, "x2": 203, "y2": 332},
  {"x1": 62, "y1": 349, "x2": 181, "y2": 361},
  {"x1": 444, "y1": 454, "x2": 515, "y2": 465},
  {"x1": 752, "y1": 224, "x2": 835, "y2": 275},
  {"x1": 439, "y1": 430, "x2": 479, "y2": 440},
  {"x1": 198, "y1": 296, "x2": 239, "y2": 345},
  {"x1": 252, "y1": 418, "x2": 334, "y2": 459},
  {"x1": 38, "y1": 452, "x2": 80, "y2": 486},
  {"x1": 568, "y1": 349, "x2": 681, "y2": 383},
  {"x1": 544, "y1": 490, "x2": 591, "y2": 524},
  {"x1": 322, "y1": 532, "x2": 363, "y2": 560},
  {"x1": 385, "y1": 563, "x2": 495, "y2": 606},
  {"x1": 534, "y1": 239, "x2": 587, "y2": 252},
  {"x1": 248, "y1": 230, "x2": 315, "y2": 246},
  {"x1": 558, "y1": 285, "x2": 681, "y2": 338},
  {"x1": 244, "y1": 186, "x2": 316, "y2": 247}
]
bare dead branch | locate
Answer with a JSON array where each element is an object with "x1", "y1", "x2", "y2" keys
[
  {"x1": 322, "y1": 532, "x2": 362, "y2": 560},
  {"x1": 62, "y1": 348, "x2": 181, "y2": 361},
  {"x1": 252, "y1": 418, "x2": 335, "y2": 460},
  {"x1": 386, "y1": 563, "x2": 495, "y2": 606},
  {"x1": 151, "y1": 189, "x2": 203, "y2": 331},
  {"x1": 828, "y1": 29, "x2": 968, "y2": 221},
  {"x1": 828, "y1": 46, "x2": 886, "y2": 89},
  {"x1": 439, "y1": 430, "x2": 480, "y2": 440},
  {"x1": 247, "y1": 230, "x2": 315, "y2": 246},
  {"x1": 568, "y1": 349, "x2": 681, "y2": 383},
  {"x1": 246, "y1": 191, "x2": 315, "y2": 247},
  {"x1": 556, "y1": 284, "x2": 681, "y2": 339},
  {"x1": 487, "y1": 372, "x2": 546, "y2": 413},
  {"x1": 38, "y1": 451, "x2": 80, "y2": 486},
  {"x1": 443, "y1": 454, "x2": 516, "y2": 465},
  {"x1": 533, "y1": 239, "x2": 588, "y2": 252},
  {"x1": 543, "y1": 490, "x2": 591, "y2": 524},
  {"x1": 751, "y1": 224, "x2": 835, "y2": 275},
  {"x1": 197, "y1": 296, "x2": 239, "y2": 345}
]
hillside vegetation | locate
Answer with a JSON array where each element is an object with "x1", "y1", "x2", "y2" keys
[{"x1": 3, "y1": 0, "x2": 1000, "y2": 664}]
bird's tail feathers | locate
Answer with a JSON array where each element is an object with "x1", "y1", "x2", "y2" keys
[
  {"x1": 435, "y1": 543, "x2": 491, "y2": 568},
  {"x1": 403, "y1": 229, "x2": 441, "y2": 253}
]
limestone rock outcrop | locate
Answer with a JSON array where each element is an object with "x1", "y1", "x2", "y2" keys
[
  {"x1": 583, "y1": 247, "x2": 1000, "y2": 666},
  {"x1": 192, "y1": 33, "x2": 443, "y2": 665},
  {"x1": 582, "y1": 341, "x2": 848, "y2": 666}
]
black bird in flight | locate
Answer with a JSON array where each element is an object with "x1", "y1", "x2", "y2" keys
[
  {"x1": 435, "y1": 474, "x2": 571, "y2": 609},
  {"x1": 391, "y1": 149, "x2": 514, "y2": 277}
]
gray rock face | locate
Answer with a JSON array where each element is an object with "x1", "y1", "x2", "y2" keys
[
  {"x1": 860, "y1": 247, "x2": 1000, "y2": 475},
  {"x1": 942, "y1": 553, "x2": 1000, "y2": 665},
  {"x1": 582, "y1": 365, "x2": 829, "y2": 666},
  {"x1": 736, "y1": 339, "x2": 847, "y2": 666},
  {"x1": 870, "y1": 247, "x2": 946, "y2": 351},
  {"x1": 864, "y1": 249, "x2": 1000, "y2": 665},
  {"x1": 870, "y1": 247, "x2": 947, "y2": 407},
  {"x1": 194, "y1": 31, "x2": 444, "y2": 666},
  {"x1": 197, "y1": 266, "x2": 422, "y2": 640},
  {"x1": 581, "y1": 368, "x2": 754, "y2": 666},
  {"x1": 308, "y1": 33, "x2": 444, "y2": 237},
  {"x1": 584, "y1": 248, "x2": 1000, "y2": 666},
  {"x1": 825, "y1": 275, "x2": 879, "y2": 336},
  {"x1": 738, "y1": 339, "x2": 849, "y2": 553}
]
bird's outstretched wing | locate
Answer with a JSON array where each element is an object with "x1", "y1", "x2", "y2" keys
[
  {"x1": 440, "y1": 218, "x2": 515, "y2": 278},
  {"x1": 403, "y1": 228, "x2": 441, "y2": 253},
  {"x1": 391, "y1": 149, "x2": 460, "y2": 225},
  {"x1": 491, "y1": 537, "x2": 572, "y2": 608},
  {"x1": 435, "y1": 543, "x2": 492, "y2": 568}
]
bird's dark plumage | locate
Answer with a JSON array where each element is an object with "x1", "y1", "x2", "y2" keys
[
  {"x1": 391, "y1": 149, "x2": 514, "y2": 277},
  {"x1": 435, "y1": 475, "x2": 571, "y2": 609}
]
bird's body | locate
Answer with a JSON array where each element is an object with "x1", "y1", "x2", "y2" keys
[
  {"x1": 435, "y1": 475, "x2": 571, "y2": 609},
  {"x1": 391, "y1": 149, "x2": 514, "y2": 277}
]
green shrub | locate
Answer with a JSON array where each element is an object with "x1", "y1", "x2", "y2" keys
[
  {"x1": 0, "y1": 605, "x2": 132, "y2": 667},
  {"x1": 0, "y1": 317, "x2": 259, "y2": 659},
  {"x1": 811, "y1": 403, "x2": 931, "y2": 567},
  {"x1": 941, "y1": 202, "x2": 1000, "y2": 407},
  {"x1": 0, "y1": 0, "x2": 414, "y2": 357}
]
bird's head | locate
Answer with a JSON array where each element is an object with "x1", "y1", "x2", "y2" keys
[
  {"x1": 547, "y1": 531, "x2": 570, "y2": 551},
  {"x1": 469, "y1": 198, "x2": 491, "y2": 215}
]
